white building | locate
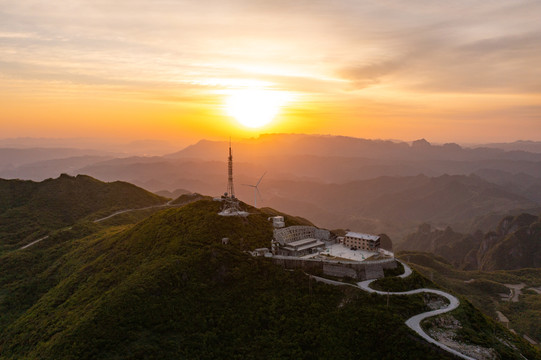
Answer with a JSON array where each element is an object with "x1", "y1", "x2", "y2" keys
[
  {"x1": 279, "y1": 238, "x2": 325, "y2": 256},
  {"x1": 270, "y1": 216, "x2": 285, "y2": 228},
  {"x1": 273, "y1": 225, "x2": 330, "y2": 256},
  {"x1": 273, "y1": 226, "x2": 330, "y2": 245},
  {"x1": 344, "y1": 232, "x2": 380, "y2": 251}
]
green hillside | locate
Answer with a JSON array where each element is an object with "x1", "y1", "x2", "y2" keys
[
  {"x1": 0, "y1": 199, "x2": 469, "y2": 359},
  {"x1": 399, "y1": 251, "x2": 541, "y2": 347},
  {"x1": 1, "y1": 198, "x2": 538, "y2": 359},
  {"x1": 0, "y1": 174, "x2": 166, "y2": 252},
  {"x1": 400, "y1": 212, "x2": 541, "y2": 271}
]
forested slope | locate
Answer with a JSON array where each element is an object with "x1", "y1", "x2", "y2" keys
[{"x1": 0, "y1": 174, "x2": 166, "y2": 252}]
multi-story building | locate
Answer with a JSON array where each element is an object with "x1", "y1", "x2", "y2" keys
[
  {"x1": 344, "y1": 232, "x2": 380, "y2": 251},
  {"x1": 273, "y1": 225, "x2": 330, "y2": 256}
]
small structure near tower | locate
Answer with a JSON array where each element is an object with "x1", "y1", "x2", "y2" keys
[
  {"x1": 269, "y1": 216, "x2": 285, "y2": 228},
  {"x1": 218, "y1": 139, "x2": 249, "y2": 217}
]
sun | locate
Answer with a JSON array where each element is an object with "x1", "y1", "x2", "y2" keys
[{"x1": 225, "y1": 89, "x2": 289, "y2": 128}]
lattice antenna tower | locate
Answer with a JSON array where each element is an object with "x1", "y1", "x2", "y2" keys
[{"x1": 227, "y1": 137, "x2": 235, "y2": 198}]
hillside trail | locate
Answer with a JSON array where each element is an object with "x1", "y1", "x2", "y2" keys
[
  {"x1": 312, "y1": 261, "x2": 476, "y2": 360},
  {"x1": 18, "y1": 200, "x2": 175, "y2": 250},
  {"x1": 93, "y1": 199, "x2": 175, "y2": 223}
]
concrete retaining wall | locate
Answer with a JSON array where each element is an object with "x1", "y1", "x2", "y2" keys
[
  {"x1": 323, "y1": 264, "x2": 358, "y2": 278},
  {"x1": 271, "y1": 256, "x2": 396, "y2": 280}
]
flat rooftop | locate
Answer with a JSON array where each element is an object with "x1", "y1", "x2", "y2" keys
[
  {"x1": 284, "y1": 239, "x2": 324, "y2": 252},
  {"x1": 287, "y1": 238, "x2": 319, "y2": 247},
  {"x1": 345, "y1": 231, "x2": 380, "y2": 241},
  {"x1": 321, "y1": 243, "x2": 380, "y2": 262}
]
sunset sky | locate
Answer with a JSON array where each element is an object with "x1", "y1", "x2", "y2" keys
[{"x1": 1, "y1": 0, "x2": 540, "y2": 146}]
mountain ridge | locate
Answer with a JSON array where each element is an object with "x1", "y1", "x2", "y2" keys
[
  {"x1": 166, "y1": 134, "x2": 541, "y2": 162},
  {"x1": 0, "y1": 174, "x2": 166, "y2": 252},
  {"x1": 400, "y1": 212, "x2": 541, "y2": 271}
]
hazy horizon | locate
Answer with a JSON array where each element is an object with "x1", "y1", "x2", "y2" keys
[{"x1": 2, "y1": 133, "x2": 541, "y2": 157}]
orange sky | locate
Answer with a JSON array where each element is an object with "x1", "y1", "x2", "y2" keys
[{"x1": 1, "y1": 1, "x2": 541, "y2": 146}]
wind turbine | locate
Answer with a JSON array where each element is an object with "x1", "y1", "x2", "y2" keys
[{"x1": 243, "y1": 172, "x2": 266, "y2": 208}]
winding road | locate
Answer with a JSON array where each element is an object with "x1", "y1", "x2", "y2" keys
[{"x1": 312, "y1": 261, "x2": 476, "y2": 360}]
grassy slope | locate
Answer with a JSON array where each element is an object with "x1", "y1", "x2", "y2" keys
[
  {"x1": 373, "y1": 275, "x2": 539, "y2": 358},
  {"x1": 0, "y1": 174, "x2": 166, "y2": 252},
  {"x1": 0, "y1": 200, "x2": 457, "y2": 360},
  {"x1": 399, "y1": 251, "x2": 541, "y2": 347}
]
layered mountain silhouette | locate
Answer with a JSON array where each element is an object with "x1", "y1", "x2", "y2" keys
[
  {"x1": 400, "y1": 212, "x2": 541, "y2": 271},
  {"x1": 1, "y1": 134, "x2": 540, "y2": 243}
]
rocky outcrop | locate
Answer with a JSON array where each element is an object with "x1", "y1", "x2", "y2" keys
[{"x1": 401, "y1": 213, "x2": 541, "y2": 271}]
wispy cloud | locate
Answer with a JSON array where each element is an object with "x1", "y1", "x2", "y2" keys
[{"x1": 1, "y1": 0, "x2": 540, "y2": 141}]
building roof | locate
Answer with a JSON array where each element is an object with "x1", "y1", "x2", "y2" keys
[
  {"x1": 287, "y1": 238, "x2": 319, "y2": 247},
  {"x1": 284, "y1": 239, "x2": 325, "y2": 252},
  {"x1": 345, "y1": 232, "x2": 380, "y2": 241}
]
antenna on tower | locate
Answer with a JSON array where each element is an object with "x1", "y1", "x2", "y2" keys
[
  {"x1": 218, "y1": 138, "x2": 248, "y2": 217},
  {"x1": 226, "y1": 137, "x2": 235, "y2": 198},
  {"x1": 242, "y1": 172, "x2": 266, "y2": 208}
]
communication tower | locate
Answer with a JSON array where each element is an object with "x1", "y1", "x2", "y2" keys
[
  {"x1": 227, "y1": 138, "x2": 235, "y2": 198},
  {"x1": 219, "y1": 139, "x2": 248, "y2": 217}
]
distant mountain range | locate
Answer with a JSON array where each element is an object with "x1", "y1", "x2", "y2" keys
[
  {"x1": 481, "y1": 140, "x2": 541, "y2": 153},
  {"x1": 1, "y1": 134, "x2": 541, "y2": 242},
  {"x1": 167, "y1": 135, "x2": 541, "y2": 162},
  {"x1": 261, "y1": 174, "x2": 538, "y2": 238}
]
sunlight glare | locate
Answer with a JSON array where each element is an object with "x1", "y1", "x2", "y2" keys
[{"x1": 225, "y1": 89, "x2": 289, "y2": 128}]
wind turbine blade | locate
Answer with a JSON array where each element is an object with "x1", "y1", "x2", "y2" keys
[
  {"x1": 256, "y1": 171, "x2": 267, "y2": 186},
  {"x1": 242, "y1": 184, "x2": 256, "y2": 187},
  {"x1": 256, "y1": 187, "x2": 263, "y2": 201}
]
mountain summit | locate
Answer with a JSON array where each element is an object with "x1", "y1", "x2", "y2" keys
[{"x1": 1, "y1": 197, "x2": 539, "y2": 359}]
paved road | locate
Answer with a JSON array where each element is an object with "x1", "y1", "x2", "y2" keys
[
  {"x1": 93, "y1": 201, "x2": 173, "y2": 223},
  {"x1": 19, "y1": 200, "x2": 174, "y2": 250},
  {"x1": 19, "y1": 235, "x2": 50, "y2": 250},
  {"x1": 313, "y1": 261, "x2": 476, "y2": 360},
  {"x1": 18, "y1": 226, "x2": 73, "y2": 250}
]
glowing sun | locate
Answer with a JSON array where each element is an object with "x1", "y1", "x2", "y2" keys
[{"x1": 225, "y1": 89, "x2": 288, "y2": 128}]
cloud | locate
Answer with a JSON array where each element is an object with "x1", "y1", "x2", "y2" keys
[
  {"x1": 1, "y1": 0, "x2": 540, "y2": 142},
  {"x1": 337, "y1": 61, "x2": 402, "y2": 89}
]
